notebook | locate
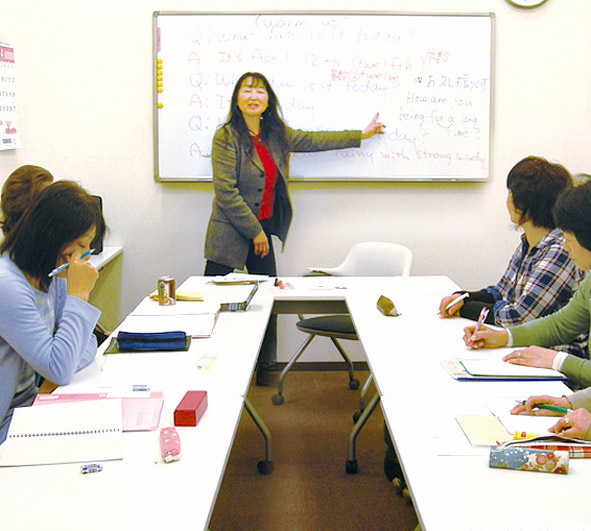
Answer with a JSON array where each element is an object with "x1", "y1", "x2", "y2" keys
[
  {"x1": 220, "y1": 282, "x2": 259, "y2": 312},
  {"x1": 33, "y1": 392, "x2": 164, "y2": 431},
  {"x1": 0, "y1": 399, "x2": 123, "y2": 467},
  {"x1": 456, "y1": 415, "x2": 511, "y2": 447},
  {"x1": 442, "y1": 359, "x2": 567, "y2": 381}
]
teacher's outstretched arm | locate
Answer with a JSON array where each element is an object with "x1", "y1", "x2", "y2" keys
[{"x1": 361, "y1": 113, "x2": 386, "y2": 139}]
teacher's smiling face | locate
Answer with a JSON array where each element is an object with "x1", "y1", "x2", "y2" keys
[{"x1": 237, "y1": 77, "x2": 269, "y2": 119}]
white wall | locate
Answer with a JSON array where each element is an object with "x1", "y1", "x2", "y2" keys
[{"x1": 1, "y1": 0, "x2": 590, "y2": 361}]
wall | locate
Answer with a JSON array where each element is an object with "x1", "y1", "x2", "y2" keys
[{"x1": 1, "y1": 0, "x2": 589, "y2": 361}]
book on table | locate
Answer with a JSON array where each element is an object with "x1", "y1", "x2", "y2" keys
[{"x1": 0, "y1": 399, "x2": 123, "y2": 467}]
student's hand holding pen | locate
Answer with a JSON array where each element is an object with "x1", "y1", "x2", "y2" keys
[
  {"x1": 511, "y1": 395, "x2": 572, "y2": 416},
  {"x1": 439, "y1": 292, "x2": 468, "y2": 317},
  {"x1": 549, "y1": 408, "x2": 591, "y2": 441},
  {"x1": 64, "y1": 251, "x2": 98, "y2": 302},
  {"x1": 462, "y1": 324, "x2": 508, "y2": 349}
]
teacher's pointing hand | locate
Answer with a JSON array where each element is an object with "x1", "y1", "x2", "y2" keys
[{"x1": 361, "y1": 113, "x2": 386, "y2": 139}]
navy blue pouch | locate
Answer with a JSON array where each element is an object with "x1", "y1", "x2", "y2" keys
[{"x1": 116, "y1": 331, "x2": 188, "y2": 352}]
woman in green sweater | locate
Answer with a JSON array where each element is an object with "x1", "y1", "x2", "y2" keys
[{"x1": 464, "y1": 180, "x2": 591, "y2": 386}]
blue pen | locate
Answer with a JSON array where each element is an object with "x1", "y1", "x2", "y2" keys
[{"x1": 48, "y1": 249, "x2": 94, "y2": 278}]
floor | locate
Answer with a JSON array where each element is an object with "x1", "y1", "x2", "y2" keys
[{"x1": 209, "y1": 370, "x2": 420, "y2": 530}]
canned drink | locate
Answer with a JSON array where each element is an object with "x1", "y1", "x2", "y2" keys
[{"x1": 158, "y1": 276, "x2": 176, "y2": 306}]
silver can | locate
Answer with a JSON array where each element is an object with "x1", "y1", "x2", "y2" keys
[{"x1": 158, "y1": 276, "x2": 176, "y2": 306}]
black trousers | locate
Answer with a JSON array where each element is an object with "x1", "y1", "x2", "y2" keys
[{"x1": 205, "y1": 231, "x2": 277, "y2": 366}]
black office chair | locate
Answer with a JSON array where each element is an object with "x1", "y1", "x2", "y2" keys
[{"x1": 271, "y1": 242, "x2": 413, "y2": 406}]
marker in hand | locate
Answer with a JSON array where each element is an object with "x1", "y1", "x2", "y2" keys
[
  {"x1": 516, "y1": 400, "x2": 570, "y2": 415},
  {"x1": 438, "y1": 292, "x2": 469, "y2": 315},
  {"x1": 468, "y1": 306, "x2": 489, "y2": 348},
  {"x1": 48, "y1": 249, "x2": 94, "y2": 278}
]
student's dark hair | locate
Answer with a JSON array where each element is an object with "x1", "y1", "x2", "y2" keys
[
  {"x1": 0, "y1": 180, "x2": 106, "y2": 292},
  {"x1": 224, "y1": 72, "x2": 289, "y2": 160},
  {"x1": 554, "y1": 181, "x2": 591, "y2": 251},
  {"x1": 0, "y1": 165, "x2": 54, "y2": 235},
  {"x1": 506, "y1": 156, "x2": 572, "y2": 229}
]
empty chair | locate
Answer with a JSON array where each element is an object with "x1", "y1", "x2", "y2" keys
[{"x1": 271, "y1": 242, "x2": 413, "y2": 406}]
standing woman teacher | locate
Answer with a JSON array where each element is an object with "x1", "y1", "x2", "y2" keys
[{"x1": 204, "y1": 72, "x2": 385, "y2": 383}]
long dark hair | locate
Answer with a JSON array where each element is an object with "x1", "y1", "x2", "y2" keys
[
  {"x1": 224, "y1": 72, "x2": 289, "y2": 160},
  {"x1": 1, "y1": 180, "x2": 105, "y2": 292}
]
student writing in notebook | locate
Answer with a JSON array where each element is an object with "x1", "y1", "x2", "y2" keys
[
  {"x1": 440, "y1": 156, "x2": 587, "y2": 359},
  {"x1": 0, "y1": 181, "x2": 105, "y2": 444},
  {"x1": 511, "y1": 388, "x2": 591, "y2": 440},
  {"x1": 464, "y1": 181, "x2": 591, "y2": 387}
]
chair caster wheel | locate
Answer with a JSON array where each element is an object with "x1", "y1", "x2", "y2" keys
[
  {"x1": 257, "y1": 460, "x2": 274, "y2": 475},
  {"x1": 352, "y1": 410, "x2": 363, "y2": 423},
  {"x1": 271, "y1": 393, "x2": 284, "y2": 406},
  {"x1": 349, "y1": 379, "x2": 360, "y2": 390},
  {"x1": 346, "y1": 459, "x2": 358, "y2": 474}
]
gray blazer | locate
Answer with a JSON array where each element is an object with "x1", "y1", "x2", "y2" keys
[{"x1": 204, "y1": 124, "x2": 361, "y2": 269}]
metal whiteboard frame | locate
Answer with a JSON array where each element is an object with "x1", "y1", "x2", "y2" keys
[{"x1": 152, "y1": 11, "x2": 495, "y2": 183}]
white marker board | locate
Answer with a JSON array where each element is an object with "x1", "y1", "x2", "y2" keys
[{"x1": 153, "y1": 12, "x2": 494, "y2": 182}]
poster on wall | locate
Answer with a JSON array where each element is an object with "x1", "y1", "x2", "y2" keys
[{"x1": 0, "y1": 42, "x2": 20, "y2": 150}]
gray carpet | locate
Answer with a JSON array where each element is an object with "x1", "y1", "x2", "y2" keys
[{"x1": 209, "y1": 370, "x2": 419, "y2": 530}]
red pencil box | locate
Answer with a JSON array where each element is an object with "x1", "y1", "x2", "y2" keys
[{"x1": 174, "y1": 391, "x2": 208, "y2": 427}]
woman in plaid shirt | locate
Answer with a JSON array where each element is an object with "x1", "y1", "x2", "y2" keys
[{"x1": 439, "y1": 156, "x2": 588, "y2": 359}]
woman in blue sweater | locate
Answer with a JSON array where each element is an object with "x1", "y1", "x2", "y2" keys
[{"x1": 0, "y1": 181, "x2": 105, "y2": 444}]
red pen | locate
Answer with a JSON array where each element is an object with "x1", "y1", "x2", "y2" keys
[{"x1": 468, "y1": 306, "x2": 489, "y2": 348}]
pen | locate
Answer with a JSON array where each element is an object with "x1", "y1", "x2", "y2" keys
[
  {"x1": 438, "y1": 292, "x2": 469, "y2": 315},
  {"x1": 516, "y1": 400, "x2": 569, "y2": 414},
  {"x1": 468, "y1": 306, "x2": 489, "y2": 348},
  {"x1": 48, "y1": 249, "x2": 94, "y2": 278}
]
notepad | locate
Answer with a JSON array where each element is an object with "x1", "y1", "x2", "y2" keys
[
  {"x1": 118, "y1": 313, "x2": 218, "y2": 338},
  {"x1": 0, "y1": 399, "x2": 123, "y2": 467},
  {"x1": 33, "y1": 392, "x2": 164, "y2": 432},
  {"x1": 456, "y1": 415, "x2": 511, "y2": 447},
  {"x1": 442, "y1": 359, "x2": 566, "y2": 381},
  {"x1": 460, "y1": 359, "x2": 566, "y2": 379}
]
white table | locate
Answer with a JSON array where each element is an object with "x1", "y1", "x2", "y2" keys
[
  {"x1": 345, "y1": 278, "x2": 589, "y2": 531},
  {"x1": 1, "y1": 275, "x2": 588, "y2": 531},
  {"x1": 0, "y1": 276, "x2": 272, "y2": 531}
]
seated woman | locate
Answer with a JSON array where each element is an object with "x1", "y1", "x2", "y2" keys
[
  {"x1": 464, "y1": 180, "x2": 591, "y2": 387},
  {"x1": 0, "y1": 165, "x2": 54, "y2": 236},
  {"x1": 0, "y1": 181, "x2": 105, "y2": 444},
  {"x1": 440, "y1": 156, "x2": 587, "y2": 359}
]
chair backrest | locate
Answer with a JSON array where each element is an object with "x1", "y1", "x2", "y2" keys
[{"x1": 312, "y1": 242, "x2": 413, "y2": 277}]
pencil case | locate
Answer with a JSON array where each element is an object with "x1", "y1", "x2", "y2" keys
[
  {"x1": 489, "y1": 446, "x2": 569, "y2": 474},
  {"x1": 116, "y1": 331, "x2": 187, "y2": 351}
]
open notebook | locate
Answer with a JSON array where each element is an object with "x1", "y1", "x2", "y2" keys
[
  {"x1": 442, "y1": 359, "x2": 566, "y2": 381},
  {"x1": 0, "y1": 399, "x2": 123, "y2": 467}
]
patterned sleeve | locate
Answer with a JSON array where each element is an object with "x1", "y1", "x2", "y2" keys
[{"x1": 493, "y1": 245, "x2": 576, "y2": 327}]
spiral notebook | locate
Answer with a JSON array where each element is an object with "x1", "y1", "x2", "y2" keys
[{"x1": 0, "y1": 399, "x2": 123, "y2": 467}]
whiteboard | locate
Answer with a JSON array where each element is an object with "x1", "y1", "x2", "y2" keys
[{"x1": 153, "y1": 12, "x2": 494, "y2": 182}]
